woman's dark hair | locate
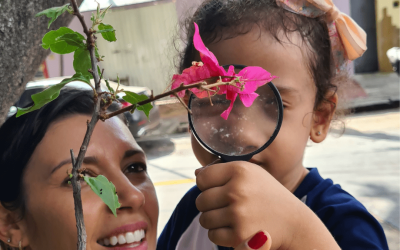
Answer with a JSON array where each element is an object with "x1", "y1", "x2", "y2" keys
[
  {"x1": 0, "y1": 88, "x2": 123, "y2": 215},
  {"x1": 179, "y1": 0, "x2": 350, "y2": 112}
]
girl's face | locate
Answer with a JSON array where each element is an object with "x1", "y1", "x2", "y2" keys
[
  {"x1": 191, "y1": 27, "x2": 318, "y2": 191},
  {"x1": 20, "y1": 115, "x2": 158, "y2": 250}
]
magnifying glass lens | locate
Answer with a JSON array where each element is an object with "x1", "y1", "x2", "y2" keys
[{"x1": 189, "y1": 83, "x2": 280, "y2": 157}]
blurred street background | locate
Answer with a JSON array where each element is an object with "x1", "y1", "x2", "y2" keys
[{"x1": 32, "y1": 0, "x2": 399, "y2": 248}]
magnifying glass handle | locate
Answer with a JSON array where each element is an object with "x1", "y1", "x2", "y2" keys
[{"x1": 220, "y1": 154, "x2": 253, "y2": 162}]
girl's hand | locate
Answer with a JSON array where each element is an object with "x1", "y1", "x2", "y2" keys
[
  {"x1": 235, "y1": 230, "x2": 271, "y2": 250},
  {"x1": 195, "y1": 161, "x2": 341, "y2": 250},
  {"x1": 195, "y1": 161, "x2": 298, "y2": 249}
]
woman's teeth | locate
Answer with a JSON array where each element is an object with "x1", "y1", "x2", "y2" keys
[{"x1": 99, "y1": 229, "x2": 145, "y2": 247}]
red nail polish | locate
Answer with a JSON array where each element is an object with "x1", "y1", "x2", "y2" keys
[{"x1": 248, "y1": 231, "x2": 268, "y2": 249}]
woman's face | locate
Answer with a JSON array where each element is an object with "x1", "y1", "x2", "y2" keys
[{"x1": 20, "y1": 115, "x2": 158, "y2": 250}]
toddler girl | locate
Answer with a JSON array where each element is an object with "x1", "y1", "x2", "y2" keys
[{"x1": 158, "y1": 0, "x2": 388, "y2": 249}]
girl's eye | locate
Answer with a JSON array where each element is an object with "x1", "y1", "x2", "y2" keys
[{"x1": 124, "y1": 163, "x2": 147, "y2": 174}]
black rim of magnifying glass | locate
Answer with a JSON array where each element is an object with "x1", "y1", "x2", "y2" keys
[{"x1": 188, "y1": 64, "x2": 284, "y2": 162}]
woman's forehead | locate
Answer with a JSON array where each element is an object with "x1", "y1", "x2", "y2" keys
[{"x1": 30, "y1": 115, "x2": 142, "y2": 169}]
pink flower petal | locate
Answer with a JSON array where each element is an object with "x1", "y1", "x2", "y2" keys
[
  {"x1": 239, "y1": 92, "x2": 260, "y2": 107},
  {"x1": 237, "y1": 66, "x2": 278, "y2": 94},
  {"x1": 193, "y1": 23, "x2": 226, "y2": 76}
]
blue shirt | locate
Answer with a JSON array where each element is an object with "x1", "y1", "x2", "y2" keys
[{"x1": 157, "y1": 168, "x2": 389, "y2": 250}]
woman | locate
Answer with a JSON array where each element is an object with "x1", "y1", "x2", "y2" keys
[{"x1": 0, "y1": 89, "x2": 159, "y2": 250}]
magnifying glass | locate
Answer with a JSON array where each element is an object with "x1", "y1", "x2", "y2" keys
[{"x1": 188, "y1": 64, "x2": 283, "y2": 162}]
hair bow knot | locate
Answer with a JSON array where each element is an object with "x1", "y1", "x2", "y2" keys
[{"x1": 277, "y1": 0, "x2": 367, "y2": 71}]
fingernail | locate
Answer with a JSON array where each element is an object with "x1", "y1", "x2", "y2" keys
[{"x1": 247, "y1": 231, "x2": 268, "y2": 249}]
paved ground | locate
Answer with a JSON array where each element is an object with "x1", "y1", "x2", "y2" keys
[{"x1": 139, "y1": 108, "x2": 400, "y2": 249}]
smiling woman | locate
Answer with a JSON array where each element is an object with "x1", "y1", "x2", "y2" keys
[{"x1": 0, "y1": 89, "x2": 159, "y2": 250}]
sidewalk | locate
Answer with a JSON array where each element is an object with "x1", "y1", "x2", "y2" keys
[{"x1": 349, "y1": 72, "x2": 399, "y2": 111}]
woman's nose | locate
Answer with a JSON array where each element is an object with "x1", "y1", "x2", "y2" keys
[{"x1": 112, "y1": 175, "x2": 145, "y2": 212}]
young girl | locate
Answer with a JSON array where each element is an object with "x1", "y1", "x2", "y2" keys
[{"x1": 157, "y1": 0, "x2": 389, "y2": 249}]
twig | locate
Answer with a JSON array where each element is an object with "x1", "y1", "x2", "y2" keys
[
  {"x1": 70, "y1": 149, "x2": 87, "y2": 250},
  {"x1": 70, "y1": 1, "x2": 102, "y2": 250},
  {"x1": 173, "y1": 92, "x2": 192, "y2": 114},
  {"x1": 100, "y1": 81, "x2": 205, "y2": 120}
]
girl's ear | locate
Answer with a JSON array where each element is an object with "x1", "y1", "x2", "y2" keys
[
  {"x1": 310, "y1": 92, "x2": 338, "y2": 143},
  {"x1": 0, "y1": 204, "x2": 29, "y2": 248}
]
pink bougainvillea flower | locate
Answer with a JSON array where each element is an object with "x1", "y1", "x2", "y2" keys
[
  {"x1": 218, "y1": 66, "x2": 277, "y2": 119},
  {"x1": 170, "y1": 22, "x2": 277, "y2": 120},
  {"x1": 170, "y1": 22, "x2": 227, "y2": 98}
]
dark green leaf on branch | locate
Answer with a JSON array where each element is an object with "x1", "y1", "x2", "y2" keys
[
  {"x1": 83, "y1": 175, "x2": 121, "y2": 217},
  {"x1": 36, "y1": 4, "x2": 72, "y2": 28},
  {"x1": 16, "y1": 73, "x2": 90, "y2": 117},
  {"x1": 57, "y1": 33, "x2": 86, "y2": 48},
  {"x1": 73, "y1": 48, "x2": 93, "y2": 79},
  {"x1": 98, "y1": 23, "x2": 117, "y2": 42},
  {"x1": 122, "y1": 91, "x2": 153, "y2": 119},
  {"x1": 42, "y1": 27, "x2": 80, "y2": 54}
]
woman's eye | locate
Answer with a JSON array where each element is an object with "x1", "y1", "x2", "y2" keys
[{"x1": 125, "y1": 163, "x2": 147, "y2": 174}]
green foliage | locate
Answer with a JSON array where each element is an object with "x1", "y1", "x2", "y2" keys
[
  {"x1": 105, "y1": 80, "x2": 115, "y2": 94},
  {"x1": 42, "y1": 27, "x2": 84, "y2": 54},
  {"x1": 36, "y1": 4, "x2": 72, "y2": 28},
  {"x1": 74, "y1": 48, "x2": 93, "y2": 79},
  {"x1": 16, "y1": 73, "x2": 91, "y2": 117},
  {"x1": 57, "y1": 33, "x2": 85, "y2": 48},
  {"x1": 83, "y1": 175, "x2": 121, "y2": 217},
  {"x1": 123, "y1": 91, "x2": 153, "y2": 119},
  {"x1": 98, "y1": 23, "x2": 117, "y2": 42}
]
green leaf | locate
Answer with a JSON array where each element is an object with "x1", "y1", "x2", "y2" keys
[
  {"x1": 98, "y1": 23, "x2": 117, "y2": 42},
  {"x1": 122, "y1": 91, "x2": 153, "y2": 119},
  {"x1": 57, "y1": 33, "x2": 86, "y2": 48},
  {"x1": 105, "y1": 80, "x2": 115, "y2": 94},
  {"x1": 83, "y1": 175, "x2": 121, "y2": 217},
  {"x1": 96, "y1": 28, "x2": 115, "y2": 34},
  {"x1": 42, "y1": 27, "x2": 80, "y2": 54},
  {"x1": 100, "y1": 5, "x2": 112, "y2": 19},
  {"x1": 16, "y1": 73, "x2": 90, "y2": 117},
  {"x1": 36, "y1": 4, "x2": 71, "y2": 28},
  {"x1": 73, "y1": 47, "x2": 93, "y2": 79}
]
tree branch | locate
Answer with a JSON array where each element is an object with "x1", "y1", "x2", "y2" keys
[
  {"x1": 70, "y1": 149, "x2": 87, "y2": 249},
  {"x1": 69, "y1": 0, "x2": 102, "y2": 249},
  {"x1": 100, "y1": 77, "x2": 241, "y2": 120},
  {"x1": 100, "y1": 82, "x2": 205, "y2": 120}
]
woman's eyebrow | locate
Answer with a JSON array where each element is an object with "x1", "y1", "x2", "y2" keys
[
  {"x1": 50, "y1": 156, "x2": 98, "y2": 175},
  {"x1": 123, "y1": 149, "x2": 144, "y2": 159}
]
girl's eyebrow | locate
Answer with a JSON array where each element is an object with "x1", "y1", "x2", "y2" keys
[
  {"x1": 50, "y1": 156, "x2": 98, "y2": 176},
  {"x1": 276, "y1": 86, "x2": 299, "y2": 95}
]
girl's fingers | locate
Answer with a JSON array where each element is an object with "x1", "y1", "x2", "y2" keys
[
  {"x1": 234, "y1": 231, "x2": 272, "y2": 250},
  {"x1": 196, "y1": 186, "x2": 230, "y2": 212},
  {"x1": 199, "y1": 207, "x2": 232, "y2": 230},
  {"x1": 196, "y1": 161, "x2": 239, "y2": 191}
]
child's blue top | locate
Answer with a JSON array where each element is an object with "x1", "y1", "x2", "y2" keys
[{"x1": 157, "y1": 168, "x2": 389, "y2": 250}]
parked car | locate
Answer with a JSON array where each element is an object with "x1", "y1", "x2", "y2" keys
[{"x1": 7, "y1": 77, "x2": 161, "y2": 139}]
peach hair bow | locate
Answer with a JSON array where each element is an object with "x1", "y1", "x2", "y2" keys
[{"x1": 276, "y1": 0, "x2": 367, "y2": 71}]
